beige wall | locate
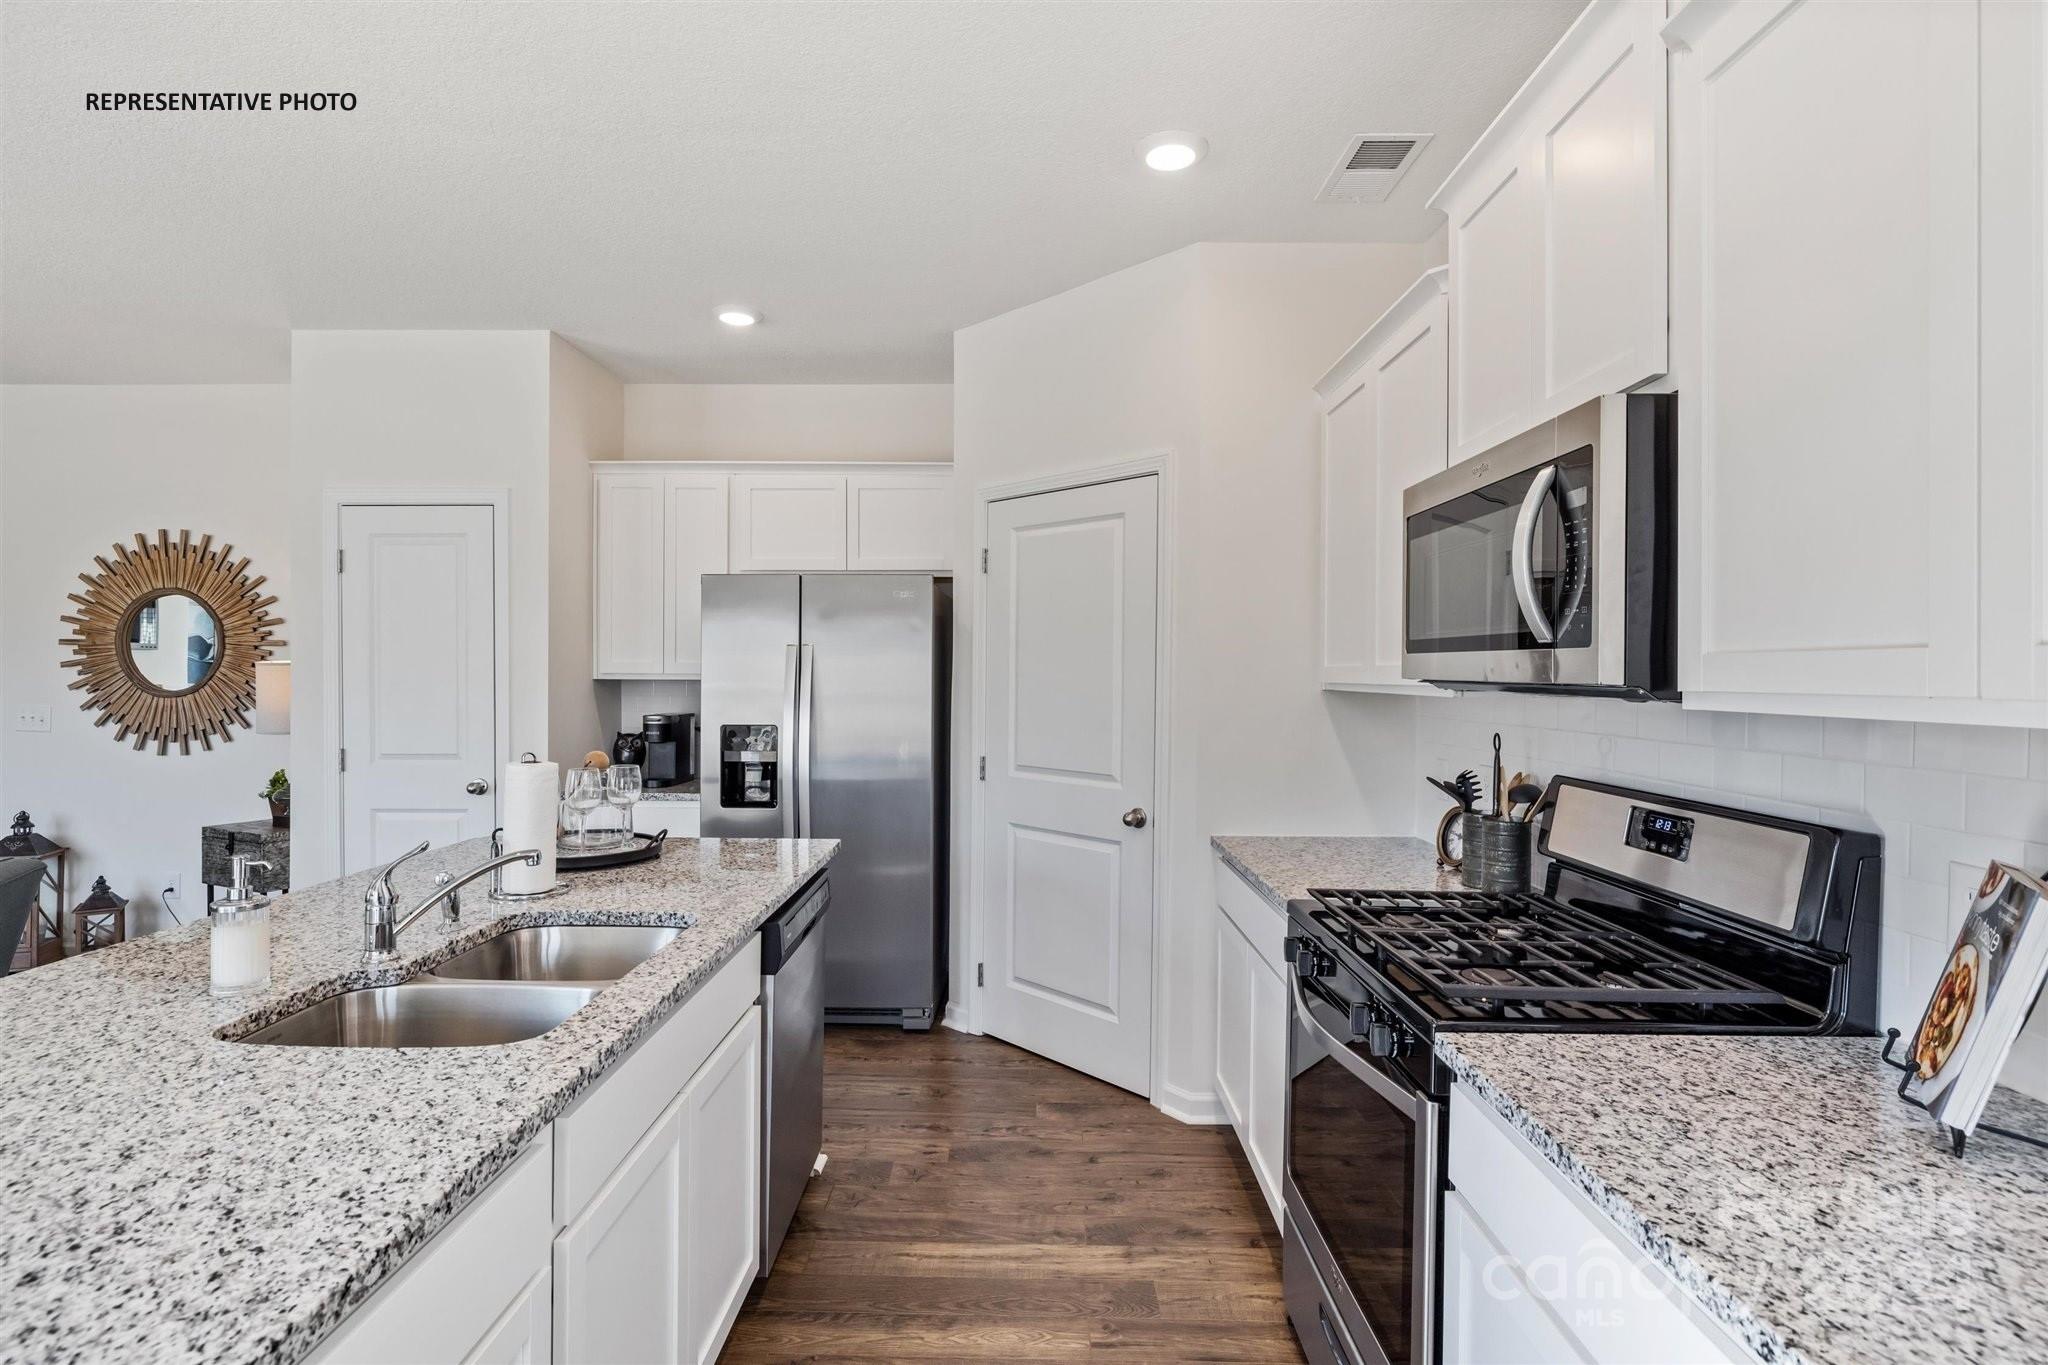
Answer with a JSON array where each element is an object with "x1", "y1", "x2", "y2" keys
[
  {"x1": 623, "y1": 383, "x2": 950, "y2": 461},
  {"x1": 0, "y1": 384, "x2": 292, "y2": 935},
  {"x1": 951, "y1": 241, "x2": 1431, "y2": 1115},
  {"x1": 548, "y1": 337, "x2": 625, "y2": 771}
]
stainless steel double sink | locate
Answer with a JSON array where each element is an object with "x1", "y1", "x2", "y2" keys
[{"x1": 236, "y1": 925, "x2": 683, "y2": 1049}]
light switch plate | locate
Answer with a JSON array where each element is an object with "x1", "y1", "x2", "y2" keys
[{"x1": 13, "y1": 705, "x2": 51, "y2": 732}]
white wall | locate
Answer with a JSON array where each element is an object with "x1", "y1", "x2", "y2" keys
[
  {"x1": 1409, "y1": 691, "x2": 2048, "y2": 1102},
  {"x1": 549, "y1": 336, "x2": 624, "y2": 770},
  {"x1": 952, "y1": 241, "x2": 1431, "y2": 1116},
  {"x1": 0, "y1": 385, "x2": 291, "y2": 937},
  {"x1": 623, "y1": 383, "x2": 951, "y2": 461},
  {"x1": 287, "y1": 331, "x2": 555, "y2": 884}
]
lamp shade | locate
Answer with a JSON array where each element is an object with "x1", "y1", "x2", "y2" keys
[{"x1": 253, "y1": 660, "x2": 291, "y2": 734}]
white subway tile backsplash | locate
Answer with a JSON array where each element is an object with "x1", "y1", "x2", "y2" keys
[
  {"x1": 1912, "y1": 722, "x2": 2031, "y2": 776},
  {"x1": 1748, "y1": 713, "x2": 1825, "y2": 756},
  {"x1": 1962, "y1": 775, "x2": 2048, "y2": 843},
  {"x1": 1397, "y1": 691, "x2": 2048, "y2": 1101}
]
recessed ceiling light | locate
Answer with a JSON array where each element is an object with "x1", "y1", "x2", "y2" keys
[
  {"x1": 1140, "y1": 132, "x2": 1207, "y2": 172},
  {"x1": 717, "y1": 309, "x2": 757, "y2": 327}
]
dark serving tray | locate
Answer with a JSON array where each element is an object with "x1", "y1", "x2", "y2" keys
[{"x1": 558, "y1": 829, "x2": 667, "y2": 872}]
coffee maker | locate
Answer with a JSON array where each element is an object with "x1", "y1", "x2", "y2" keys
[{"x1": 642, "y1": 713, "x2": 698, "y2": 788}]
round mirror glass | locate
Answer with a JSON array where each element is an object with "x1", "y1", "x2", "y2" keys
[{"x1": 124, "y1": 592, "x2": 220, "y2": 694}]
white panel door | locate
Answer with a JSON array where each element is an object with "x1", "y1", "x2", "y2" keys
[
  {"x1": 662, "y1": 472, "x2": 729, "y2": 676},
  {"x1": 847, "y1": 473, "x2": 952, "y2": 570},
  {"x1": 1448, "y1": 156, "x2": 1542, "y2": 460},
  {"x1": 1673, "y1": 0, "x2": 1980, "y2": 699},
  {"x1": 554, "y1": 1093, "x2": 686, "y2": 1365},
  {"x1": 981, "y1": 475, "x2": 1158, "y2": 1095},
  {"x1": 593, "y1": 471, "x2": 667, "y2": 677},
  {"x1": 339, "y1": 504, "x2": 498, "y2": 876},
  {"x1": 729, "y1": 474, "x2": 848, "y2": 572},
  {"x1": 679, "y1": 1008, "x2": 761, "y2": 1365}
]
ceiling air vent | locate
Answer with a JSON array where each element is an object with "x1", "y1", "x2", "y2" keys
[{"x1": 1317, "y1": 134, "x2": 1432, "y2": 203}]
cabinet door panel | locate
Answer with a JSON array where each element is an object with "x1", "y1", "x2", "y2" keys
[
  {"x1": 1450, "y1": 159, "x2": 1542, "y2": 459},
  {"x1": 847, "y1": 474, "x2": 952, "y2": 570},
  {"x1": 1214, "y1": 913, "x2": 1251, "y2": 1135},
  {"x1": 662, "y1": 473, "x2": 729, "y2": 676},
  {"x1": 595, "y1": 473, "x2": 668, "y2": 677},
  {"x1": 1320, "y1": 375, "x2": 1378, "y2": 682},
  {"x1": 730, "y1": 475, "x2": 848, "y2": 572},
  {"x1": 463, "y1": 1267, "x2": 552, "y2": 1365},
  {"x1": 1442, "y1": 1193, "x2": 1585, "y2": 1365},
  {"x1": 554, "y1": 1098, "x2": 686, "y2": 1365},
  {"x1": 1371, "y1": 298, "x2": 1450, "y2": 678},
  {"x1": 1246, "y1": 950, "x2": 1286, "y2": 1224},
  {"x1": 1676, "y1": 0, "x2": 1979, "y2": 699},
  {"x1": 681, "y1": 1008, "x2": 763, "y2": 1365}
]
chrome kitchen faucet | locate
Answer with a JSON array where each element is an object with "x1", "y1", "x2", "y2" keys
[{"x1": 360, "y1": 840, "x2": 541, "y2": 965}]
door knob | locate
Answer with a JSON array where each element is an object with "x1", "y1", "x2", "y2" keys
[
  {"x1": 465, "y1": 779, "x2": 491, "y2": 796},
  {"x1": 1122, "y1": 807, "x2": 1148, "y2": 829}
]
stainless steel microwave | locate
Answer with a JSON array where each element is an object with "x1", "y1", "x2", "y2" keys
[{"x1": 1401, "y1": 393, "x2": 1677, "y2": 700}]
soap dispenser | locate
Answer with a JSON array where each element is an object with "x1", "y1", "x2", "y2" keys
[{"x1": 210, "y1": 854, "x2": 274, "y2": 998}]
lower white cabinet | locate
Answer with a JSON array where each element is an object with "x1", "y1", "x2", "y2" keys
[
  {"x1": 1213, "y1": 855, "x2": 1288, "y2": 1223},
  {"x1": 631, "y1": 801, "x2": 701, "y2": 839},
  {"x1": 312, "y1": 949, "x2": 765, "y2": 1365},
  {"x1": 1446, "y1": 1084, "x2": 1756, "y2": 1365}
]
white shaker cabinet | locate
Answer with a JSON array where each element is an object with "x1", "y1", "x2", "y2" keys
[
  {"x1": 553, "y1": 1087, "x2": 689, "y2": 1364},
  {"x1": 846, "y1": 472, "x2": 952, "y2": 570},
  {"x1": 729, "y1": 474, "x2": 849, "y2": 571},
  {"x1": 1431, "y1": 0, "x2": 1668, "y2": 461},
  {"x1": 1667, "y1": 0, "x2": 2011, "y2": 713},
  {"x1": 1441, "y1": 1192, "x2": 1581, "y2": 1365},
  {"x1": 661, "y1": 473, "x2": 730, "y2": 676},
  {"x1": 1212, "y1": 854, "x2": 1289, "y2": 1225},
  {"x1": 593, "y1": 469, "x2": 671, "y2": 677},
  {"x1": 679, "y1": 1004, "x2": 762, "y2": 1365},
  {"x1": 1316, "y1": 267, "x2": 1449, "y2": 693}
]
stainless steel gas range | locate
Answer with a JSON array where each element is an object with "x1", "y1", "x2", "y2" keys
[{"x1": 1280, "y1": 778, "x2": 1883, "y2": 1365}]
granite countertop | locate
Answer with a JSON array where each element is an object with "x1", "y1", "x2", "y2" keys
[
  {"x1": 1441, "y1": 1033, "x2": 2048, "y2": 1365},
  {"x1": 0, "y1": 834, "x2": 836, "y2": 1365},
  {"x1": 639, "y1": 780, "x2": 699, "y2": 803},
  {"x1": 1210, "y1": 833, "x2": 1461, "y2": 907}
]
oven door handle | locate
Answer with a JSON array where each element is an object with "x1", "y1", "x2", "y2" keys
[
  {"x1": 1510, "y1": 463, "x2": 1557, "y2": 644},
  {"x1": 1288, "y1": 970, "x2": 1434, "y2": 1121}
]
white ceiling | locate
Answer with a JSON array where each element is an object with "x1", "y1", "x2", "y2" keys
[{"x1": 0, "y1": 1, "x2": 1580, "y2": 384}]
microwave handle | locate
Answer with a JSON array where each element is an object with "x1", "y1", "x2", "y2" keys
[{"x1": 1510, "y1": 464, "x2": 1558, "y2": 644}]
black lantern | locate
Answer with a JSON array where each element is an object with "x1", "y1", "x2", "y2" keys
[
  {"x1": 71, "y1": 876, "x2": 129, "y2": 952},
  {"x1": 0, "y1": 812, "x2": 67, "y2": 968}
]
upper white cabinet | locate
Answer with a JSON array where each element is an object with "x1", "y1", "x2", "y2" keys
[
  {"x1": 1668, "y1": 0, "x2": 2046, "y2": 722},
  {"x1": 593, "y1": 469, "x2": 669, "y2": 677},
  {"x1": 1430, "y1": 0, "x2": 1668, "y2": 461},
  {"x1": 730, "y1": 473, "x2": 850, "y2": 571},
  {"x1": 1317, "y1": 268, "x2": 1449, "y2": 693},
  {"x1": 594, "y1": 463, "x2": 954, "y2": 677},
  {"x1": 846, "y1": 473, "x2": 952, "y2": 571}
]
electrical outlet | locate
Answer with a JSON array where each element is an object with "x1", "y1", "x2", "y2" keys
[
  {"x1": 161, "y1": 874, "x2": 183, "y2": 908},
  {"x1": 13, "y1": 704, "x2": 51, "y2": 732}
]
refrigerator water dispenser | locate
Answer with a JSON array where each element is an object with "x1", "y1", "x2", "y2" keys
[{"x1": 720, "y1": 723, "x2": 780, "y2": 808}]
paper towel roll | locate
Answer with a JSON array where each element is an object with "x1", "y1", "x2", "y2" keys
[{"x1": 501, "y1": 757, "x2": 559, "y2": 895}]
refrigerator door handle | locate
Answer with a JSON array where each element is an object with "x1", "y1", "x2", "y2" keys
[
  {"x1": 781, "y1": 643, "x2": 800, "y2": 839},
  {"x1": 795, "y1": 643, "x2": 815, "y2": 838}
]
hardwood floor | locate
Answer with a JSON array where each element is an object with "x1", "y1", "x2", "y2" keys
[{"x1": 721, "y1": 1026, "x2": 1308, "y2": 1363}]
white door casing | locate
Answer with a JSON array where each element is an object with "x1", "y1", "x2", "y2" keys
[
  {"x1": 338, "y1": 503, "x2": 500, "y2": 874},
  {"x1": 980, "y1": 474, "x2": 1160, "y2": 1096}
]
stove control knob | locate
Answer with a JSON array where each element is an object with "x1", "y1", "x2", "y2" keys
[
  {"x1": 1366, "y1": 1022, "x2": 1396, "y2": 1056},
  {"x1": 1293, "y1": 944, "x2": 1332, "y2": 979}
]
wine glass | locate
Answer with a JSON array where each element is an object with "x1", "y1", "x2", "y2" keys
[
  {"x1": 606, "y1": 764, "x2": 642, "y2": 845},
  {"x1": 562, "y1": 768, "x2": 604, "y2": 849}
]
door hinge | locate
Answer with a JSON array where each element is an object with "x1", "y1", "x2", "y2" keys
[
  {"x1": 336, "y1": 548, "x2": 344, "y2": 574},
  {"x1": 976, "y1": 962, "x2": 984, "y2": 988},
  {"x1": 338, "y1": 747, "x2": 347, "y2": 773},
  {"x1": 980, "y1": 548, "x2": 988, "y2": 573},
  {"x1": 978, "y1": 755, "x2": 986, "y2": 780}
]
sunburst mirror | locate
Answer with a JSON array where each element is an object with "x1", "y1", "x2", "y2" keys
[{"x1": 60, "y1": 531, "x2": 284, "y2": 755}]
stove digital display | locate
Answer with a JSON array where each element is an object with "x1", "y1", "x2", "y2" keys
[{"x1": 1626, "y1": 806, "x2": 1694, "y2": 861}]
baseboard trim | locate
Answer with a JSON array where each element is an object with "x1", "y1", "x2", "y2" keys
[
  {"x1": 1154, "y1": 1080, "x2": 1228, "y2": 1126},
  {"x1": 939, "y1": 1002, "x2": 977, "y2": 1035}
]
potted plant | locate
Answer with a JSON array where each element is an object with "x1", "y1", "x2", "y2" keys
[{"x1": 261, "y1": 769, "x2": 290, "y2": 828}]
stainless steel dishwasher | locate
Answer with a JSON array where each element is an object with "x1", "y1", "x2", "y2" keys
[{"x1": 759, "y1": 873, "x2": 829, "y2": 1276}]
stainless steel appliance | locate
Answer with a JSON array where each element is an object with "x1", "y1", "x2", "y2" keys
[
  {"x1": 1281, "y1": 777, "x2": 1881, "y2": 1365},
  {"x1": 1401, "y1": 393, "x2": 1676, "y2": 700},
  {"x1": 760, "y1": 872, "x2": 829, "y2": 1276},
  {"x1": 641, "y1": 712, "x2": 697, "y2": 788},
  {"x1": 700, "y1": 574, "x2": 950, "y2": 1028}
]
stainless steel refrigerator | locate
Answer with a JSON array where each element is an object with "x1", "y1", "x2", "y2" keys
[{"x1": 699, "y1": 574, "x2": 950, "y2": 1029}]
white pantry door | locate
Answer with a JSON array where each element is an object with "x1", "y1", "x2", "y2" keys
[
  {"x1": 981, "y1": 475, "x2": 1158, "y2": 1095},
  {"x1": 338, "y1": 504, "x2": 499, "y2": 874}
]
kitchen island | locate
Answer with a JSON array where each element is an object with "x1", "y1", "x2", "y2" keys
[{"x1": 0, "y1": 834, "x2": 835, "y2": 1365}]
